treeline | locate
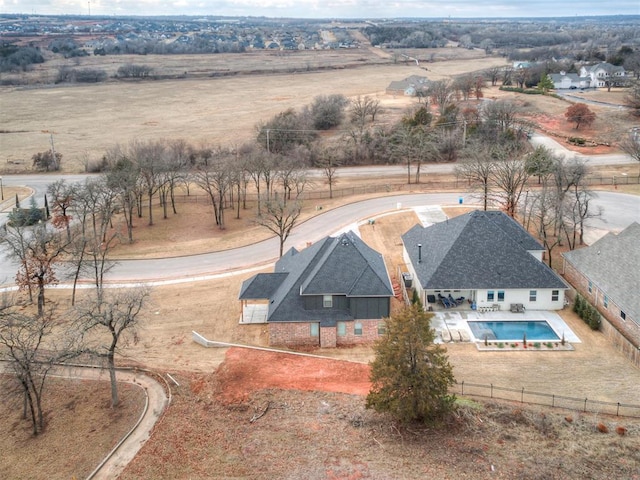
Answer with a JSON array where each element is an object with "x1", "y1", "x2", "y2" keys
[
  {"x1": 364, "y1": 26, "x2": 447, "y2": 48},
  {"x1": 93, "y1": 36, "x2": 246, "y2": 56}
]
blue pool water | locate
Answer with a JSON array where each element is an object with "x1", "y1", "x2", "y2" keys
[{"x1": 468, "y1": 321, "x2": 560, "y2": 341}]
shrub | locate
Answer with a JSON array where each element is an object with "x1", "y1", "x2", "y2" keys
[
  {"x1": 497, "y1": 342, "x2": 504, "y2": 349},
  {"x1": 533, "y1": 342, "x2": 541, "y2": 349}
]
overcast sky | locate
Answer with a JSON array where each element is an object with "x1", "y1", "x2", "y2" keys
[{"x1": 1, "y1": 0, "x2": 639, "y2": 18}]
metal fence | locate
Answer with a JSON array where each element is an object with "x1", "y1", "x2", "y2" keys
[{"x1": 455, "y1": 381, "x2": 640, "y2": 418}]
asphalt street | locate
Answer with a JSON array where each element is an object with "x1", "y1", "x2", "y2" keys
[{"x1": 1, "y1": 135, "x2": 638, "y2": 286}]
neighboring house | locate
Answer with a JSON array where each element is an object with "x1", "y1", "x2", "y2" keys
[
  {"x1": 579, "y1": 63, "x2": 626, "y2": 88},
  {"x1": 239, "y1": 232, "x2": 393, "y2": 348},
  {"x1": 562, "y1": 222, "x2": 640, "y2": 367},
  {"x1": 402, "y1": 210, "x2": 568, "y2": 311},
  {"x1": 386, "y1": 75, "x2": 429, "y2": 96},
  {"x1": 549, "y1": 71, "x2": 591, "y2": 90},
  {"x1": 513, "y1": 61, "x2": 533, "y2": 69}
]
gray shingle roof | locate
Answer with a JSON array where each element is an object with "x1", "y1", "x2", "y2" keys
[
  {"x1": 239, "y1": 273, "x2": 288, "y2": 299},
  {"x1": 402, "y1": 210, "x2": 567, "y2": 290},
  {"x1": 239, "y1": 232, "x2": 393, "y2": 325},
  {"x1": 563, "y1": 222, "x2": 640, "y2": 321}
]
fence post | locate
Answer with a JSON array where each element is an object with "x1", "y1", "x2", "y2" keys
[
  {"x1": 521, "y1": 387, "x2": 524, "y2": 403},
  {"x1": 490, "y1": 384, "x2": 493, "y2": 399},
  {"x1": 461, "y1": 380, "x2": 464, "y2": 395},
  {"x1": 617, "y1": 402, "x2": 620, "y2": 416},
  {"x1": 584, "y1": 398, "x2": 588, "y2": 412},
  {"x1": 552, "y1": 395, "x2": 555, "y2": 408}
]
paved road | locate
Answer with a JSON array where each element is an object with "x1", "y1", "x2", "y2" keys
[{"x1": 1, "y1": 190, "x2": 638, "y2": 287}]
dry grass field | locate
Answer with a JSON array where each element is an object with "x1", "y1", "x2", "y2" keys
[{"x1": 0, "y1": 48, "x2": 507, "y2": 171}]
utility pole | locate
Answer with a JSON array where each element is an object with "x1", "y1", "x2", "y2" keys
[{"x1": 49, "y1": 133, "x2": 57, "y2": 171}]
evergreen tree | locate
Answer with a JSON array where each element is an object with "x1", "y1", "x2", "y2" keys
[{"x1": 367, "y1": 304, "x2": 456, "y2": 424}]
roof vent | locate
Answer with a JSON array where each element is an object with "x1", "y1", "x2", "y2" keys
[{"x1": 418, "y1": 244, "x2": 422, "y2": 263}]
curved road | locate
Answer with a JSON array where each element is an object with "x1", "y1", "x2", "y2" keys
[{"x1": 1, "y1": 189, "x2": 639, "y2": 286}]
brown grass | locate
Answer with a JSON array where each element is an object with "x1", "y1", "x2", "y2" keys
[
  {"x1": 0, "y1": 49, "x2": 510, "y2": 172},
  {"x1": 0, "y1": 377, "x2": 145, "y2": 480}
]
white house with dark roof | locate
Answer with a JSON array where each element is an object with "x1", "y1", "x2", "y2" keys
[
  {"x1": 549, "y1": 71, "x2": 591, "y2": 90},
  {"x1": 239, "y1": 232, "x2": 393, "y2": 348},
  {"x1": 386, "y1": 75, "x2": 430, "y2": 96},
  {"x1": 579, "y1": 63, "x2": 626, "y2": 88},
  {"x1": 562, "y1": 222, "x2": 640, "y2": 367},
  {"x1": 401, "y1": 210, "x2": 568, "y2": 311}
]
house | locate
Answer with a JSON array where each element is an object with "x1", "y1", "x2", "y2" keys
[
  {"x1": 579, "y1": 63, "x2": 626, "y2": 88},
  {"x1": 386, "y1": 75, "x2": 430, "y2": 96},
  {"x1": 513, "y1": 61, "x2": 533, "y2": 70},
  {"x1": 549, "y1": 71, "x2": 591, "y2": 90},
  {"x1": 239, "y1": 232, "x2": 393, "y2": 348},
  {"x1": 562, "y1": 222, "x2": 640, "y2": 367},
  {"x1": 401, "y1": 210, "x2": 568, "y2": 311}
]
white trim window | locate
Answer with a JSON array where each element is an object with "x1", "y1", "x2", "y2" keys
[{"x1": 323, "y1": 295, "x2": 333, "y2": 308}]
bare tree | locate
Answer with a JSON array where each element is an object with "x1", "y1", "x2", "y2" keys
[
  {"x1": 255, "y1": 196, "x2": 302, "y2": 257},
  {"x1": 483, "y1": 100, "x2": 520, "y2": 135},
  {"x1": 491, "y1": 155, "x2": 530, "y2": 218},
  {"x1": 194, "y1": 151, "x2": 232, "y2": 229},
  {"x1": 316, "y1": 147, "x2": 340, "y2": 199},
  {"x1": 455, "y1": 143, "x2": 497, "y2": 211},
  {"x1": 619, "y1": 131, "x2": 640, "y2": 176},
  {"x1": 75, "y1": 288, "x2": 150, "y2": 407},
  {"x1": 134, "y1": 140, "x2": 167, "y2": 226},
  {"x1": 428, "y1": 80, "x2": 454, "y2": 115},
  {"x1": 104, "y1": 150, "x2": 140, "y2": 244},
  {"x1": 0, "y1": 302, "x2": 78, "y2": 435}
]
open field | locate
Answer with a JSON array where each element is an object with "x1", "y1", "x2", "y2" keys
[{"x1": 1, "y1": 48, "x2": 510, "y2": 171}]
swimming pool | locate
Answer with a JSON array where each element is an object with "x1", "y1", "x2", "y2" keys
[{"x1": 468, "y1": 320, "x2": 560, "y2": 341}]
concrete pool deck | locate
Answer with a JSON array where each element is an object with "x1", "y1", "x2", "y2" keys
[{"x1": 431, "y1": 310, "x2": 581, "y2": 344}]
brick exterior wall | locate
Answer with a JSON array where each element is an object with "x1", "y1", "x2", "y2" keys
[
  {"x1": 269, "y1": 322, "x2": 320, "y2": 348},
  {"x1": 336, "y1": 319, "x2": 382, "y2": 347},
  {"x1": 269, "y1": 319, "x2": 384, "y2": 348},
  {"x1": 563, "y1": 261, "x2": 640, "y2": 368}
]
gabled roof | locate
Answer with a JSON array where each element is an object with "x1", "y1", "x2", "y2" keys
[
  {"x1": 563, "y1": 222, "x2": 640, "y2": 321},
  {"x1": 582, "y1": 62, "x2": 625, "y2": 74},
  {"x1": 239, "y1": 232, "x2": 393, "y2": 325},
  {"x1": 402, "y1": 210, "x2": 567, "y2": 290}
]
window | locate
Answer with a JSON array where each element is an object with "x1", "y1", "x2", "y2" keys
[
  {"x1": 354, "y1": 322, "x2": 363, "y2": 336},
  {"x1": 378, "y1": 322, "x2": 386, "y2": 335},
  {"x1": 323, "y1": 295, "x2": 332, "y2": 308},
  {"x1": 621, "y1": 311, "x2": 626, "y2": 321},
  {"x1": 603, "y1": 296, "x2": 609, "y2": 308},
  {"x1": 529, "y1": 290, "x2": 537, "y2": 302},
  {"x1": 487, "y1": 291, "x2": 495, "y2": 301},
  {"x1": 310, "y1": 323, "x2": 319, "y2": 337},
  {"x1": 588, "y1": 281, "x2": 592, "y2": 294},
  {"x1": 497, "y1": 291, "x2": 505, "y2": 302},
  {"x1": 337, "y1": 322, "x2": 346, "y2": 337},
  {"x1": 552, "y1": 290, "x2": 559, "y2": 302}
]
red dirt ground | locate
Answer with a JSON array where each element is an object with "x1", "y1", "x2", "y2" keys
[{"x1": 214, "y1": 347, "x2": 371, "y2": 404}]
